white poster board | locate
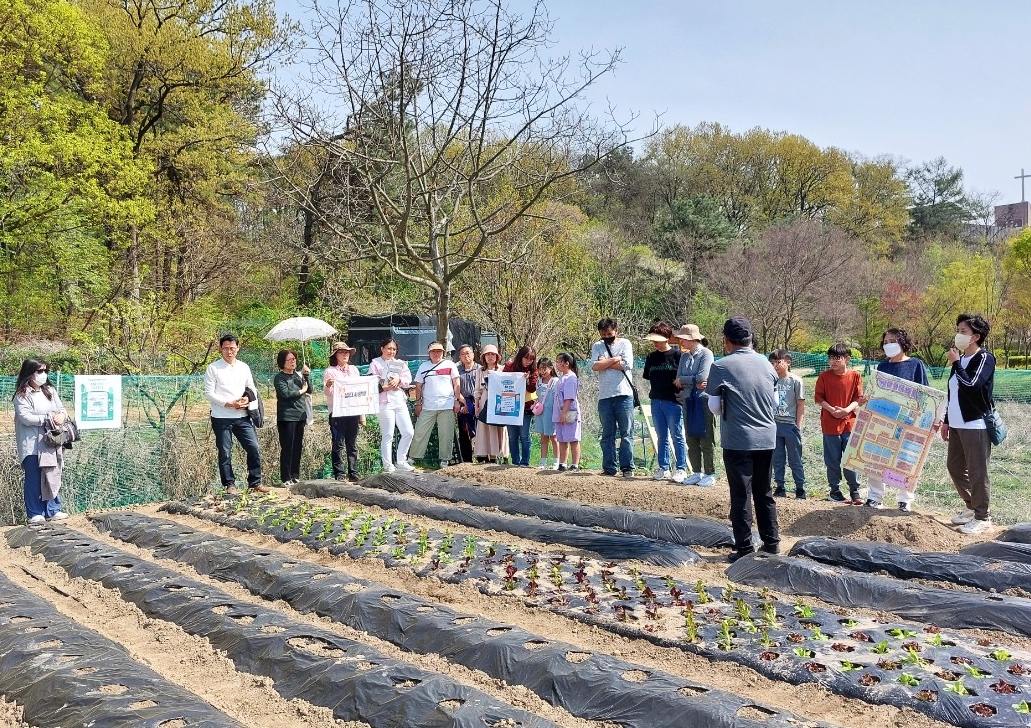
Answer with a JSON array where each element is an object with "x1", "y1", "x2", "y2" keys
[
  {"x1": 331, "y1": 376, "x2": 380, "y2": 417},
  {"x1": 485, "y1": 371, "x2": 526, "y2": 425},
  {"x1": 74, "y1": 375, "x2": 122, "y2": 430}
]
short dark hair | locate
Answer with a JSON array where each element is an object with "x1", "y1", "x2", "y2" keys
[
  {"x1": 219, "y1": 333, "x2": 239, "y2": 347},
  {"x1": 647, "y1": 321, "x2": 673, "y2": 339},
  {"x1": 956, "y1": 312, "x2": 990, "y2": 347},
  {"x1": 827, "y1": 343, "x2": 851, "y2": 358},
  {"x1": 536, "y1": 357, "x2": 554, "y2": 372},
  {"x1": 597, "y1": 318, "x2": 618, "y2": 332},
  {"x1": 276, "y1": 349, "x2": 297, "y2": 369},
  {"x1": 769, "y1": 349, "x2": 792, "y2": 364},
  {"x1": 379, "y1": 337, "x2": 398, "y2": 349},
  {"x1": 882, "y1": 327, "x2": 914, "y2": 354}
]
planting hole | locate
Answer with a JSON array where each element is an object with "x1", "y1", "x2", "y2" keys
[
  {"x1": 621, "y1": 670, "x2": 649, "y2": 682},
  {"x1": 380, "y1": 594, "x2": 402, "y2": 602},
  {"x1": 211, "y1": 605, "x2": 232, "y2": 615},
  {"x1": 55, "y1": 655, "x2": 79, "y2": 664},
  {"x1": 354, "y1": 661, "x2": 375, "y2": 671},
  {"x1": 260, "y1": 626, "x2": 285, "y2": 634},
  {"x1": 677, "y1": 685, "x2": 710, "y2": 697},
  {"x1": 970, "y1": 703, "x2": 997, "y2": 717},
  {"x1": 565, "y1": 651, "x2": 591, "y2": 664},
  {"x1": 392, "y1": 677, "x2": 421, "y2": 689},
  {"x1": 98, "y1": 684, "x2": 128, "y2": 695},
  {"x1": 24, "y1": 627, "x2": 43, "y2": 633},
  {"x1": 416, "y1": 606, "x2": 434, "y2": 613},
  {"x1": 10, "y1": 616, "x2": 31, "y2": 623},
  {"x1": 282, "y1": 562, "x2": 299, "y2": 568},
  {"x1": 486, "y1": 627, "x2": 512, "y2": 637},
  {"x1": 915, "y1": 690, "x2": 938, "y2": 702},
  {"x1": 129, "y1": 700, "x2": 159, "y2": 709},
  {"x1": 453, "y1": 617, "x2": 476, "y2": 626},
  {"x1": 157, "y1": 720, "x2": 187, "y2": 728},
  {"x1": 111, "y1": 564, "x2": 134, "y2": 573},
  {"x1": 343, "y1": 584, "x2": 364, "y2": 594},
  {"x1": 288, "y1": 636, "x2": 346, "y2": 658},
  {"x1": 736, "y1": 705, "x2": 777, "y2": 720},
  {"x1": 165, "y1": 585, "x2": 189, "y2": 592},
  {"x1": 230, "y1": 614, "x2": 254, "y2": 625},
  {"x1": 523, "y1": 640, "x2": 549, "y2": 650},
  {"x1": 858, "y1": 673, "x2": 880, "y2": 686},
  {"x1": 438, "y1": 698, "x2": 465, "y2": 711},
  {"x1": 74, "y1": 667, "x2": 99, "y2": 675},
  {"x1": 38, "y1": 640, "x2": 63, "y2": 649}
]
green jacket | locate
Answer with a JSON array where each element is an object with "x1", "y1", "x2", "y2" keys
[{"x1": 273, "y1": 371, "x2": 309, "y2": 422}]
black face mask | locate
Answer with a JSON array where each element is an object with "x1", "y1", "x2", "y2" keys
[{"x1": 602, "y1": 336, "x2": 616, "y2": 345}]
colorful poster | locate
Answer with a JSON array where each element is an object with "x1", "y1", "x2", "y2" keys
[
  {"x1": 74, "y1": 375, "x2": 122, "y2": 430},
  {"x1": 842, "y1": 371, "x2": 947, "y2": 493},
  {"x1": 331, "y1": 376, "x2": 380, "y2": 417},
  {"x1": 485, "y1": 371, "x2": 526, "y2": 426}
]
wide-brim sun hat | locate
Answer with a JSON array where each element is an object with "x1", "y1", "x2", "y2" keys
[
  {"x1": 674, "y1": 324, "x2": 705, "y2": 341},
  {"x1": 644, "y1": 333, "x2": 669, "y2": 342},
  {"x1": 330, "y1": 341, "x2": 357, "y2": 354}
]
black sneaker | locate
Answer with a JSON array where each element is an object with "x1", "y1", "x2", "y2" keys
[
  {"x1": 827, "y1": 490, "x2": 846, "y2": 502},
  {"x1": 773, "y1": 488, "x2": 787, "y2": 497},
  {"x1": 898, "y1": 501, "x2": 911, "y2": 513},
  {"x1": 621, "y1": 470, "x2": 634, "y2": 479},
  {"x1": 727, "y1": 549, "x2": 755, "y2": 563},
  {"x1": 557, "y1": 464, "x2": 567, "y2": 472},
  {"x1": 795, "y1": 490, "x2": 807, "y2": 500}
]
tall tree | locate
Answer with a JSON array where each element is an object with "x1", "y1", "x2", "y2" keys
[
  {"x1": 271, "y1": 0, "x2": 640, "y2": 342},
  {"x1": 906, "y1": 157, "x2": 971, "y2": 238}
]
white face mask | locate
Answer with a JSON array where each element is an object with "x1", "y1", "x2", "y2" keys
[
  {"x1": 882, "y1": 342, "x2": 902, "y2": 358},
  {"x1": 954, "y1": 333, "x2": 973, "y2": 350},
  {"x1": 33, "y1": 372, "x2": 48, "y2": 386}
]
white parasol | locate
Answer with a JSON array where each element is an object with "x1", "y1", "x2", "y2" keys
[{"x1": 265, "y1": 316, "x2": 338, "y2": 365}]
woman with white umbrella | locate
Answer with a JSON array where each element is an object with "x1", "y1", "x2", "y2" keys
[
  {"x1": 273, "y1": 349, "x2": 311, "y2": 485},
  {"x1": 367, "y1": 338, "x2": 416, "y2": 473}
]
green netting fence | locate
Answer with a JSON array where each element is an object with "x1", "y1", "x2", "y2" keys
[{"x1": 1, "y1": 353, "x2": 1029, "y2": 526}]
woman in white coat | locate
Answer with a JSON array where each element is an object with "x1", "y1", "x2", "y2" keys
[{"x1": 13, "y1": 359, "x2": 69, "y2": 524}]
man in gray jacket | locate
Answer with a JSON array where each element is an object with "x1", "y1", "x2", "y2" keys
[{"x1": 707, "y1": 317, "x2": 780, "y2": 562}]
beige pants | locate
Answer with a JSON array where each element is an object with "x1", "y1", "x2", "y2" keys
[{"x1": 410, "y1": 408, "x2": 456, "y2": 462}]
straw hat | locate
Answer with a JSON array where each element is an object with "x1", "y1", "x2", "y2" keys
[
  {"x1": 674, "y1": 324, "x2": 705, "y2": 341},
  {"x1": 330, "y1": 341, "x2": 356, "y2": 354},
  {"x1": 644, "y1": 332, "x2": 669, "y2": 342}
]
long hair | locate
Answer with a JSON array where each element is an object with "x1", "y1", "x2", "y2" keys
[
  {"x1": 510, "y1": 345, "x2": 537, "y2": 373},
  {"x1": 14, "y1": 359, "x2": 53, "y2": 401},
  {"x1": 556, "y1": 352, "x2": 579, "y2": 378}
]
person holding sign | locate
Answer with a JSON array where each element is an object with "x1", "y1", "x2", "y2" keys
[
  {"x1": 323, "y1": 341, "x2": 362, "y2": 482},
  {"x1": 410, "y1": 341, "x2": 465, "y2": 469},
  {"x1": 474, "y1": 344, "x2": 509, "y2": 462},
  {"x1": 368, "y1": 338, "x2": 416, "y2": 473}
]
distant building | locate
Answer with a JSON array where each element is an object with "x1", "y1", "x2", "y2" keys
[{"x1": 995, "y1": 201, "x2": 1031, "y2": 229}]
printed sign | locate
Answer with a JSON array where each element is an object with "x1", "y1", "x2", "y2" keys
[
  {"x1": 331, "y1": 376, "x2": 380, "y2": 417},
  {"x1": 485, "y1": 371, "x2": 526, "y2": 426},
  {"x1": 842, "y1": 371, "x2": 947, "y2": 493},
  {"x1": 74, "y1": 375, "x2": 122, "y2": 430}
]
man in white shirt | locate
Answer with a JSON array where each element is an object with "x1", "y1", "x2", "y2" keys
[
  {"x1": 409, "y1": 341, "x2": 465, "y2": 468},
  {"x1": 204, "y1": 333, "x2": 266, "y2": 494}
]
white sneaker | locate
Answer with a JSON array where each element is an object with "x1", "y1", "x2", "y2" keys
[
  {"x1": 396, "y1": 462, "x2": 416, "y2": 472},
  {"x1": 684, "y1": 473, "x2": 702, "y2": 485},
  {"x1": 48, "y1": 511, "x2": 69, "y2": 521},
  {"x1": 951, "y1": 508, "x2": 975, "y2": 525},
  {"x1": 959, "y1": 518, "x2": 992, "y2": 535},
  {"x1": 698, "y1": 474, "x2": 716, "y2": 487},
  {"x1": 537, "y1": 463, "x2": 548, "y2": 470},
  {"x1": 28, "y1": 515, "x2": 46, "y2": 525},
  {"x1": 383, "y1": 464, "x2": 397, "y2": 473},
  {"x1": 672, "y1": 469, "x2": 687, "y2": 484},
  {"x1": 550, "y1": 462, "x2": 560, "y2": 471},
  {"x1": 439, "y1": 461, "x2": 450, "y2": 469},
  {"x1": 652, "y1": 468, "x2": 671, "y2": 481}
]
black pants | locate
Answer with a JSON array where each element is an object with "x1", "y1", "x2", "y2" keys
[
  {"x1": 457, "y1": 401, "x2": 477, "y2": 463},
  {"x1": 329, "y1": 415, "x2": 360, "y2": 478},
  {"x1": 723, "y1": 448, "x2": 779, "y2": 554},
  {"x1": 277, "y1": 419, "x2": 306, "y2": 482}
]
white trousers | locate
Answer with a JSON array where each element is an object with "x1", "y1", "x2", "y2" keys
[{"x1": 379, "y1": 401, "x2": 414, "y2": 467}]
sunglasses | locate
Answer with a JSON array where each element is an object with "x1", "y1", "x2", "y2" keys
[{"x1": 36, "y1": 368, "x2": 48, "y2": 373}]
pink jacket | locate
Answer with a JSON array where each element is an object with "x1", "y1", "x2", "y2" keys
[{"x1": 367, "y1": 357, "x2": 412, "y2": 406}]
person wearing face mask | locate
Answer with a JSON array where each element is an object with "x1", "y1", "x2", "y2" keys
[
  {"x1": 861, "y1": 328, "x2": 937, "y2": 512},
  {"x1": 942, "y1": 313, "x2": 996, "y2": 535},
  {"x1": 13, "y1": 359, "x2": 70, "y2": 524},
  {"x1": 591, "y1": 318, "x2": 636, "y2": 477}
]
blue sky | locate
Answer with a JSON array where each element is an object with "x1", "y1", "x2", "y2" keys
[{"x1": 273, "y1": 0, "x2": 1031, "y2": 202}]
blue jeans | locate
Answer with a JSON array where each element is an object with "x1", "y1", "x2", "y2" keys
[
  {"x1": 22, "y1": 454, "x2": 63, "y2": 519},
  {"x1": 212, "y1": 417, "x2": 262, "y2": 488},
  {"x1": 652, "y1": 399, "x2": 687, "y2": 471},
  {"x1": 823, "y1": 432, "x2": 859, "y2": 495},
  {"x1": 599, "y1": 395, "x2": 634, "y2": 474},
  {"x1": 507, "y1": 413, "x2": 533, "y2": 466},
  {"x1": 773, "y1": 421, "x2": 806, "y2": 491}
]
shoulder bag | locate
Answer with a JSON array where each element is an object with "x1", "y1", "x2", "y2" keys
[
  {"x1": 984, "y1": 408, "x2": 1007, "y2": 446},
  {"x1": 605, "y1": 341, "x2": 640, "y2": 408}
]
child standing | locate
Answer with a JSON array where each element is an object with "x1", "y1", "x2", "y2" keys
[
  {"x1": 769, "y1": 349, "x2": 806, "y2": 499},
  {"x1": 552, "y1": 353, "x2": 582, "y2": 471},
  {"x1": 814, "y1": 343, "x2": 863, "y2": 504},
  {"x1": 534, "y1": 358, "x2": 559, "y2": 470}
]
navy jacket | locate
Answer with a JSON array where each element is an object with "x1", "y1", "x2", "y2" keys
[{"x1": 944, "y1": 349, "x2": 995, "y2": 425}]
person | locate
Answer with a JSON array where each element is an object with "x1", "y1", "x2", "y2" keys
[
  {"x1": 674, "y1": 324, "x2": 717, "y2": 487},
  {"x1": 323, "y1": 341, "x2": 362, "y2": 482},
  {"x1": 533, "y1": 358, "x2": 559, "y2": 470},
  {"x1": 273, "y1": 349, "x2": 311, "y2": 486},
  {"x1": 502, "y1": 345, "x2": 538, "y2": 467},
  {"x1": 769, "y1": 349, "x2": 806, "y2": 499},
  {"x1": 410, "y1": 341, "x2": 464, "y2": 468},
  {"x1": 204, "y1": 334, "x2": 267, "y2": 495},
  {"x1": 13, "y1": 359, "x2": 70, "y2": 524},
  {"x1": 473, "y1": 344, "x2": 509, "y2": 462},
  {"x1": 814, "y1": 343, "x2": 863, "y2": 504},
  {"x1": 862, "y1": 328, "x2": 934, "y2": 511},
  {"x1": 706, "y1": 318, "x2": 780, "y2": 562},
  {"x1": 553, "y1": 353, "x2": 582, "y2": 471},
  {"x1": 591, "y1": 318, "x2": 635, "y2": 477},
  {"x1": 368, "y1": 338, "x2": 416, "y2": 473},
  {"x1": 455, "y1": 345, "x2": 481, "y2": 463},
  {"x1": 643, "y1": 322, "x2": 687, "y2": 483},
  {"x1": 942, "y1": 313, "x2": 996, "y2": 535}
]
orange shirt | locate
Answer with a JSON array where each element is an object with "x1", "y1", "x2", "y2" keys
[{"x1": 814, "y1": 369, "x2": 863, "y2": 435}]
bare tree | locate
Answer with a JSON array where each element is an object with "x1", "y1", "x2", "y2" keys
[{"x1": 269, "y1": 0, "x2": 644, "y2": 341}]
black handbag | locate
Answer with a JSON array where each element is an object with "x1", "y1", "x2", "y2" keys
[{"x1": 604, "y1": 341, "x2": 640, "y2": 408}]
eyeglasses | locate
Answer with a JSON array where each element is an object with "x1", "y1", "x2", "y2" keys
[
  {"x1": 829, "y1": 354, "x2": 848, "y2": 360},
  {"x1": 36, "y1": 368, "x2": 47, "y2": 373}
]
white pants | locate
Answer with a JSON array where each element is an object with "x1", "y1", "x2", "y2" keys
[
  {"x1": 379, "y1": 401, "x2": 414, "y2": 467},
  {"x1": 867, "y1": 474, "x2": 915, "y2": 506}
]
